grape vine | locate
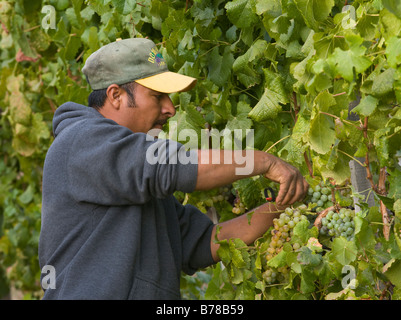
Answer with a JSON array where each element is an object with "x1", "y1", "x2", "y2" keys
[
  {"x1": 0, "y1": 0, "x2": 401, "y2": 300},
  {"x1": 319, "y1": 208, "x2": 356, "y2": 241}
]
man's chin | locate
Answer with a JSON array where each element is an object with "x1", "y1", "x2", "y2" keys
[{"x1": 147, "y1": 127, "x2": 163, "y2": 138}]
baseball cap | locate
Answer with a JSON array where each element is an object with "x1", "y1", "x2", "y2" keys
[{"x1": 82, "y1": 38, "x2": 197, "y2": 93}]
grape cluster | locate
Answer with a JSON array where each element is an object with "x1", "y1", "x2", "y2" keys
[
  {"x1": 339, "y1": 186, "x2": 352, "y2": 198},
  {"x1": 232, "y1": 197, "x2": 246, "y2": 215},
  {"x1": 262, "y1": 266, "x2": 289, "y2": 285},
  {"x1": 319, "y1": 208, "x2": 355, "y2": 241},
  {"x1": 204, "y1": 186, "x2": 232, "y2": 208},
  {"x1": 307, "y1": 182, "x2": 334, "y2": 212},
  {"x1": 263, "y1": 206, "x2": 308, "y2": 284}
]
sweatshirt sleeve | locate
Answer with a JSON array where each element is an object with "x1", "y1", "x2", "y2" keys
[
  {"x1": 66, "y1": 118, "x2": 199, "y2": 205},
  {"x1": 173, "y1": 198, "x2": 216, "y2": 275}
]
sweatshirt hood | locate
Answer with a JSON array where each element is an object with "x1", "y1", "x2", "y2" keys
[{"x1": 53, "y1": 102, "x2": 102, "y2": 138}]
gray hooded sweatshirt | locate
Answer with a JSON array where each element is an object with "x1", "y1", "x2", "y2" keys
[{"x1": 39, "y1": 102, "x2": 215, "y2": 299}]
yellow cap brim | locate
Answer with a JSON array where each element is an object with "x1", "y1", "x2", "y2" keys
[{"x1": 135, "y1": 71, "x2": 197, "y2": 93}]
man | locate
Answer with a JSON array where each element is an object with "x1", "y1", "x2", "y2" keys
[{"x1": 39, "y1": 38, "x2": 308, "y2": 299}]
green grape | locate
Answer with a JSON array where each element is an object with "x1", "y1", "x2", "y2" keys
[
  {"x1": 319, "y1": 207, "x2": 356, "y2": 240},
  {"x1": 321, "y1": 187, "x2": 330, "y2": 195},
  {"x1": 265, "y1": 206, "x2": 308, "y2": 284},
  {"x1": 305, "y1": 181, "x2": 337, "y2": 213},
  {"x1": 232, "y1": 196, "x2": 246, "y2": 215},
  {"x1": 205, "y1": 199, "x2": 214, "y2": 207},
  {"x1": 313, "y1": 191, "x2": 321, "y2": 199}
]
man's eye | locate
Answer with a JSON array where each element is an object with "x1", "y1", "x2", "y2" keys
[{"x1": 155, "y1": 94, "x2": 163, "y2": 100}]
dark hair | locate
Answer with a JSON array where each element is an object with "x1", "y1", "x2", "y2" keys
[{"x1": 88, "y1": 82, "x2": 136, "y2": 110}]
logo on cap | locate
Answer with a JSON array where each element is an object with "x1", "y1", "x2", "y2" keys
[{"x1": 148, "y1": 47, "x2": 166, "y2": 67}]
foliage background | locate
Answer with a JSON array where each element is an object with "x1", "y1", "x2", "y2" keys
[{"x1": 0, "y1": 0, "x2": 400, "y2": 299}]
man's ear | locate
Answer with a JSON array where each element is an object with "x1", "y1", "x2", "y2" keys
[{"x1": 106, "y1": 84, "x2": 122, "y2": 110}]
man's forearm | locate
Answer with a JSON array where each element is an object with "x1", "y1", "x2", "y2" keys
[
  {"x1": 210, "y1": 202, "x2": 284, "y2": 262},
  {"x1": 195, "y1": 149, "x2": 274, "y2": 191},
  {"x1": 195, "y1": 149, "x2": 309, "y2": 206}
]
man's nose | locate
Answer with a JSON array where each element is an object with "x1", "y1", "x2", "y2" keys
[{"x1": 161, "y1": 94, "x2": 176, "y2": 118}]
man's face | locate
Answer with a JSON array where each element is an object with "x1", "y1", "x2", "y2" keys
[{"x1": 118, "y1": 83, "x2": 176, "y2": 134}]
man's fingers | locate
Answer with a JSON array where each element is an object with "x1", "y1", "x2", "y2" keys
[
  {"x1": 276, "y1": 172, "x2": 308, "y2": 206},
  {"x1": 263, "y1": 156, "x2": 309, "y2": 206},
  {"x1": 277, "y1": 177, "x2": 295, "y2": 205}
]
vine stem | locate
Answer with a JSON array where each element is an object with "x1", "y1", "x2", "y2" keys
[
  {"x1": 265, "y1": 135, "x2": 291, "y2": 153},
  {"x1": 319, "y1": 111, "x2": 364, "y2": 131},
  {"x1": 304, "y1": 150, "x2": 314, "y2": 178},
  {"x1": 291, "y1": 92, "x2": 313, "y2": 177},
  {"x1": 379, "y1": 167, "x2": 390, "y2": 240},
  {"x1": 363, "y1": 117, "x2": 390, "y2": 240},
  {"x1": 337, "y1": 149, "x2": 366, "y2": 168},
  {"x1": 292, "y1": 92, "x2": 299, "y2": 122},
  {"x1": 185, "y1": 0, "x2": 190, "y2": 11},
  {"x1": 363, "y1": 117, "x2": 376, "y2": 191}
]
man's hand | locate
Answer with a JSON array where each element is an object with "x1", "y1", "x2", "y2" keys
[
  {"x1": 263, "y1": 156, "x2": 309, "y2": 206},
  {"x1": 195, "y1": 150, "x2": 308, "y2": 206},
  {"x1": 210, "y1": 202, "x2": 284, "y2": 262}
]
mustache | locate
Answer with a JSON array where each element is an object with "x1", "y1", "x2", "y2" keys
[{"x1": 154, "y1": 119, "x2": 168, "y2": 126}]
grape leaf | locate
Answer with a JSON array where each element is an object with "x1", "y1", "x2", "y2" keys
[
  {"x1": 352, "y1": 95, "x2": 378, "y2": 117},
  {"x1": 6, "y1": 75, "x2": 32, "y2": 126},
  {"x1": 380, "y1": 8, "x2": 401, "y2": 38},
  {"x1": 253, "y1": 0, "x2": 282, "y2": 16},
  {"x1": 331, "y1": 237, "x2": 357, "y2": 265},
  {"x1": 387, "y1": 167, "x2": 401, "y2": 200},
  {"x1": 357, "y1": 12, "x2": 380, "y2": 40},
  {"x1": 327, "y1": 35, "x2": 372, "y2": 82},
  {"x1": 279, "y1": 114, "x2": 309, "y2": 165},
  {"x1": 225, "y1": 0, "x2": 259, "y2": 29},
  {"x1": 294, "y1": 0, "x2": 334, "y2": 30},
  {"x1": 297, "y1": 247, "x2": 322, "y2": 266},
  {"x1": 232, "y1": 177, "x2": 264, "y2": 209},
  {"x1": 248, "y1": 71, "x2": 288, "y2": 122},
  {"x1": 371, "y1": 68, "x2": 395, "y2": 96},
  {"x1": 208, "y1": 46, "x2": 234, "y2": 87},
  {"x1": 248, "y1": 88, "x2": 283, "y2": 122},
  {"x1": 165, "y1": 105, "x2": 206, "y2": 148},
  {"x1": 308, "y1": 113, "x2": 335, "y2": 154},
  {"x1": 111, "y1": 0, "x2": 137, "y2": 14},
  {"x1": 266, "y1": 250, "x2": 288, "y2": 268},
  {"x1": 382, "y1": 0, "x2": 401, "y2": 19},
  {"x1": 234, "y1": 280, "x2": 256, "y2": 299},
  {"x1": 354, "y1": 216, "x2": 376, "y2": 250},
  {"x1": 384, "y1": 259, "x2": 401, "y2": 287},
  {"x1": 233, "y1": 40, "x2": 269, "y2": 72},
  {"x1": 394, "y1": 199, "x2": 401, "y2": 220},
  {"x1": 386, "y1": 37, "x2": 401, "y2": 69}
]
